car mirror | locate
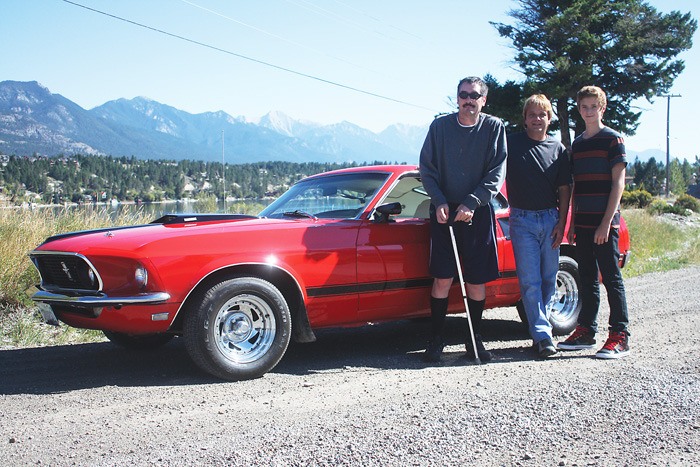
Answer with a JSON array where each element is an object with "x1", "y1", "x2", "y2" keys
[{"x1": 372, "y1": 202, "x2": 402, "y2": 223}]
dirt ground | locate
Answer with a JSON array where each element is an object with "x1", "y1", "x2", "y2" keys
[{"x1": 0, "y1": 266, "x2": 698, "y2": 466}]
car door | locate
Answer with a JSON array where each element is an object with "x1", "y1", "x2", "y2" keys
[
  {"x1": 356, "y1": 174, "x2": 433, "y2": 321},
  {"x1": 487, "y1": 192, "x2": 520, "y2": 307}
]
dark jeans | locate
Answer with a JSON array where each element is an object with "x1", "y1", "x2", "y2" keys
[{"x1": 575, "y1": 227, "x2": 629, "y2": 334}]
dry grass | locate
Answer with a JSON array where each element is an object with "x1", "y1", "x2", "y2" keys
[
  {"x1": 0, "y1": 304, "x2": 104, "y2": 349},
  {"x1": 1, "y1": 205, "x2": 699, "y2": 349},
  {"x1": 622, "y1": 208, "x2": 700, "y2": 277},
  {"x1": 0, "y1": 206, "x2": 152, "y2": 307}
]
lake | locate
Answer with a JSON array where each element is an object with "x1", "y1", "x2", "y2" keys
[{"x1": 16, "y1": 199, "x2": 273, "y2": 221}]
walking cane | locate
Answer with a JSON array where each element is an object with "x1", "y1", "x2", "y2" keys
[{"x1": 448, "y1": 220, "x2": 482, "y2": 364}]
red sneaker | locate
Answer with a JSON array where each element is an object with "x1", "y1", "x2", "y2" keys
[{"x1": 595, "y1": 331, "x2": 630, "y2": 359}]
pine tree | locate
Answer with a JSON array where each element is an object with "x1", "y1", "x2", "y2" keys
[{"x1": 491, "y1": 0, "x2": 696, "y2": 148}]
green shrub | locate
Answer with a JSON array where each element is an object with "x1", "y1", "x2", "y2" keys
[
  {"x1": 675, "y1": 194, "x2": 700, "y2": 213},
  {"x1": 621, "y1": 189, "x2": 653, "y2": 208},
  {"x1": 194, "y1": 193, "x2": 218, "y2": 213},
  {"x1": 646, "y1": 199, "x2": 688, "y2": 216}
]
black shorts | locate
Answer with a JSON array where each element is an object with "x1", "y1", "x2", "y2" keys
[{"x1": 429, "y1": 202, "x2": 500, "y2": 284}]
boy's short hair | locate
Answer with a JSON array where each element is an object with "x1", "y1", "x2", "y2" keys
[
  {"x1": 522, "y1": 94, "x2": 554, "y2": 121},
  {"x1": 576, "y1": 85, "x2": 607, "y2": 107}
]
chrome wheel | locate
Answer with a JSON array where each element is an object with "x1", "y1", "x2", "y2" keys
[
  {"x1": 213, "y1": 293, "x2": 277, "y2": 364},
  {"x1": 548, "y1": 257, "x2": 581, "y2": 335}
]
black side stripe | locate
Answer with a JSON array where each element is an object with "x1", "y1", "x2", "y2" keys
[
  {"x1": 307, "y1": 278, "x2": 433, "y2": 298},
  {"x1": 306, "y1": 271, "x2": 518, "y2": 298}
]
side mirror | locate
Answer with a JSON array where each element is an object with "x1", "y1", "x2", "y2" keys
[{"x1": 373, "y1": 202, "x2": 402, "y2": 223}]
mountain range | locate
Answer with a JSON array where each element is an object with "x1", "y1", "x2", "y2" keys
[
  {"x1": 0, "y1": 80, "x2": 664, "y2": 164},
  {"x1": 0, "y1": 80, "x2": 427, "y2": 164}
]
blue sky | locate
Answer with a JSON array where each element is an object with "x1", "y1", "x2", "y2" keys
[{"x1": 2, "y1": 0, "x2": 698, "y2": 161}]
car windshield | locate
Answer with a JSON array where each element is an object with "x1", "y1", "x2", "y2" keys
[{"x1": 259, "y1": 172, "x2": 389, "y2": 219}]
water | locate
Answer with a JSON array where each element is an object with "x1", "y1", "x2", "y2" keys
[{"x1": 21, "y1": 199, "x2": 272, "y2": 222}]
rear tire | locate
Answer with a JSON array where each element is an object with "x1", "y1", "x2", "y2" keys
[
  {"x1": 515, "y1": 256, "x2": 581, "y2": 336},
  {"x1": 549, "y1": 256, "x2": 581, "y2": 336}
]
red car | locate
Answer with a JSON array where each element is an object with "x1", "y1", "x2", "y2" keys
[{"x1": 29, "y1": 165, "x2": 630, "y2": 380}]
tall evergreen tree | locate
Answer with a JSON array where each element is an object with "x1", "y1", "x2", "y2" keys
[{"x1": 491, "y1": 0, "x2": 696, "y2": 149}]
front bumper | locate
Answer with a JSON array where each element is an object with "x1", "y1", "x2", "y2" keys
[{"x1": 31, "y1": 290, "x2": 171, "y2": 307}]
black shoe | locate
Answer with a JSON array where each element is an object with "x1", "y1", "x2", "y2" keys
[
  {"x1": 534, "y1": 338, "x2": 557, "y2": 358},
  {"x1": 557, "y1": 325, "x2": 596, "y2": 350},
  {"x1": 423, "y1": 340, "x2": 445, "y2": 362},
  {"x1": 465, "y1": 334, "x2": 492, "y2": 362}
]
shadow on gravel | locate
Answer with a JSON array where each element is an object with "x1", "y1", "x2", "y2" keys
[
  {"x1": 0, "y1": 338, "x2": 219, "y2": 395},
  {"x1": 0, "y1": 315, "x2": 532, "y2": 395}
]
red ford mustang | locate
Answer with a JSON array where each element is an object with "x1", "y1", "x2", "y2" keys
[{"x1": 29, "y1": 165, "x2": 630, "y2": 380}]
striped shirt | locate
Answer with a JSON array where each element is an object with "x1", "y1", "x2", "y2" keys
[{"x1": 571, "y1": 127, "x2": 627, "y2": 230}]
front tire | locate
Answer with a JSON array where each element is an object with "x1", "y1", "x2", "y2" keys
[
  {"x1": 184, "y1": 277, "x2": 291, "y2": 381},
  {"x1": 516, "y1": 256, "x2": 581, "y2": 336}
]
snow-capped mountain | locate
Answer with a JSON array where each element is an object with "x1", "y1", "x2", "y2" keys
[{"x1": 0, "y1": 81, "x2": 427, "y2": 163}]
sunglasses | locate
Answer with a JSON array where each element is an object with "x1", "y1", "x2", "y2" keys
[{"x1": 458, "y1": 91, "x2": 483, "y2": 100}]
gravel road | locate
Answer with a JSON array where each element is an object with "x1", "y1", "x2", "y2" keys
[{"x1": 1, "y1": 266, "x2": 698, "y2": 466}]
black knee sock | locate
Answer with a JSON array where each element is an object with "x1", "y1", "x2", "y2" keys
[
  {"x1": 467, "y1": 297, "x2": 485, "y2": 336},
  {"x1": 430, "y1": 297, "x2": 449, "y2": 339}
]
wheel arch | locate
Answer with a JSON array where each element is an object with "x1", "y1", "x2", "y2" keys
[
  {"x1": 560, "y1": 244, "x2": 576, "y2": 262},
  {"x1": 171, "y1": 264, "x2": 316, "y2": 343}
]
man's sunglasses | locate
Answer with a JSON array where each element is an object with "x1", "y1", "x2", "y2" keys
[{"x1": 458, "y1": 91, "x2": 483, "y2": 100}]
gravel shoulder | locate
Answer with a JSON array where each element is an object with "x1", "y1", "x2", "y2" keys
[{"x1": 1, "y1": 266, "x2": 698, "y2": 466}]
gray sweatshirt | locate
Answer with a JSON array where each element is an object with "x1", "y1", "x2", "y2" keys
[{"x1": 419, "y1": 112, "x2": 507, "y2": 211}]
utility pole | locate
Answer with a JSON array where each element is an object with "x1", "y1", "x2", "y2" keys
[
  {"x1": 658, "y1": 93, "x2": 681, "y2": 197},
  {"x1": 222, "y1": 129, "x2": 226, "y2": 212}
]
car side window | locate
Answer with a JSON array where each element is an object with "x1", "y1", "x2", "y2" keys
[
  {"x1": 259, "y1": 172, "x2": 388, "y2": 219},
  {"x1": 490, "y1": 192, "x2": 509, "y2": 212},
  {"x1": 380, "y1": 175, "x2": 431, "y2": 219}
]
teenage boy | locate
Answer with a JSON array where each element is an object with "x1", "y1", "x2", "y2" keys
[
  {"x1": 557, "y1": 85, "x2": 630, "y2": 359},
  {"x1": 506, "y1": 94, "x2": 571, "y2": 358}
]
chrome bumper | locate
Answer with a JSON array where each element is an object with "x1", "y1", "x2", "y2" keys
[{"x1": 31, "y1": 290, "x2": 171, "y2": 307}]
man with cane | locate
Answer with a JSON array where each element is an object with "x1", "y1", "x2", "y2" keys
[{"x1": 419, "y1": 76, "x2": 507, "y2": 363}]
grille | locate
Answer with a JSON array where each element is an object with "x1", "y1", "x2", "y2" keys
[{"x1": 32, "y1": 254, "x2": 99, "y2": 291}]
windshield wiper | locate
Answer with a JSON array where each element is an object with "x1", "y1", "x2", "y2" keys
[{"x1": 282, "y1": 210, "x2": 317, "y2": 220}]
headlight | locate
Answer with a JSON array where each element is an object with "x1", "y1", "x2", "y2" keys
[
  {"x1": 88, "y1": 268, "x2": 97, "y2": 287},
  {"x1": 134, "y1": 266, "x2": 148, "y2": 288}
]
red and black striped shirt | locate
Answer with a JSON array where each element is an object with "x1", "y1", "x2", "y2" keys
[{"x1": 571, "y1": 127, "x2": 627, "y2": 230}]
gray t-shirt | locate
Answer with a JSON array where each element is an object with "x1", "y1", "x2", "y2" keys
[
  {"x1": 506, "y1": 132, "x2": 571, "y2": 211},
  {"x1": 419, "y1": 113, "x2": 507, "y2": 211}
]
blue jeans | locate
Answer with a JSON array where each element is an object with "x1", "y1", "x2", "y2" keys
[
  {"x1": 575, "y1": 227, "x2": 629, "y2": 334},
  {"x1": 510, "y1": 208, "x2": 560, "y2": 344}
]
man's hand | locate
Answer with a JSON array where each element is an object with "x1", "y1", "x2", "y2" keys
[
  {"x1": 551, "y1": 222, "x2": 565, "y2": 249},
  {"x1": 436, "y1": 204, "x2": 449, "y2": 224},
  {"x1": 454, "y1": 204, "x2": 474, "y2": 223},
  {"x1": 566, "y1": 226, "x2": 575, "y2": 245},
  {"x1": 594, "y1": 223, "x2": 610, "y2": 244}
]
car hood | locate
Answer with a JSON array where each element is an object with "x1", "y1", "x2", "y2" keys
[{"x1": 33, "y1": 216, "x2": 311, "y2": 255}]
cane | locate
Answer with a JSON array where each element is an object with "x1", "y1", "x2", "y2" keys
[{"x1": 447, "y1": 219, "x2": 481, "y2": 364}]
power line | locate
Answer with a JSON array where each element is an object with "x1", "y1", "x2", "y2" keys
[
  {"x1": 61, "y1": 0, "x2": 437, "y2": 113},
  {"x1": 178, "y1": 0, "x2": 391, "y2": 78},
  {"x1": 285, "y1": 0, "x2": 390, "y2": 38},
  {"x1": 329, "y1": 0, "x2": 426, "y2": 43}
]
